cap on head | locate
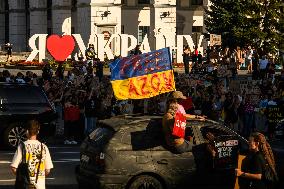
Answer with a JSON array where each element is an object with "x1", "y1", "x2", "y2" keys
[{"x1": 169, "y1": 91, "x2": 187, "y2": 100}]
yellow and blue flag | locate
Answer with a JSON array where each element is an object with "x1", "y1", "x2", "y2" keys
[{"x1": 110, "y1": 47, "x2": 176, "y2": 100}]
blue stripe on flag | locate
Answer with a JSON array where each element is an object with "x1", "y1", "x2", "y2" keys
[{"x1": 110, "y1": 48, "x2": 172, "y2": 81}]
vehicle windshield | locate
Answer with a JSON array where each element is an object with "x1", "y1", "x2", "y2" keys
[{"x1": 0, "y1": 85, "x2": 48, "y2": 104}]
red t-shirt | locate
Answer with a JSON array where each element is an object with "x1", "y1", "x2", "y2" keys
[
  {"x1": 195, "y1": 50, "x2": 198, "y2": 56},
  {"x1": 180, "y1": 97, "x2": 193, "y2": 111},
  {"x1": 64, "y1": 105, "x2": 80, "y2": 121}
]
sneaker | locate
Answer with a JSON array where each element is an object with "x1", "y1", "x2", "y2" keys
[
  {"x1": 64, "y1": 140, "x2": 71, "y2": 145},
  {"x1": 71, "y1": 140, "x2": 77, "y2": 145}
]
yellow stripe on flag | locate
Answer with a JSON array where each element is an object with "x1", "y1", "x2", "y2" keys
[{"x1": 111, "y1": 70, "x2": 175, "y2": 100}]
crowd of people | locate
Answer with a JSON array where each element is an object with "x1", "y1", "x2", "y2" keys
[
  {"x1": 1, "y1": 44, "x2": 282, "y2": 189},
  {"x1": 183, "y1": 45, "x2": 279, "y2": 81},
  {"x1": 0, "y1": 45, "x2": 283, "y2": 144}
]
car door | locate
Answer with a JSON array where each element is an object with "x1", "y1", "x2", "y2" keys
[
  {"x1": 151, "y1": 146, "x2": 196, "y2": 187},
  {"x1": 150, "y1": 120, "x2": 196, "y2": 187}
]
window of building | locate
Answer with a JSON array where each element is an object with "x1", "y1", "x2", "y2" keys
[
  {"x1": 192, "y1": 26, "x2": 203, "y2": 33},
  {"x1": 191, "y1": 0, "x2": 203, "y2": 5},
  {"x1": 138, "y1": 0, "x2": 150, "y2": 4},
  {"x1": 121, "y1": 25, "x2": 124, "y2": 34},
  {"x1": 138, "y1": 26, "x2": 149, "y2": 44}
]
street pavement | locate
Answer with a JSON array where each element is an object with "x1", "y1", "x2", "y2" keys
[
  {"x1": 0, "y1": 145, "x2": 80, "y2": 189},
  {"x1": 0, "y1": 141, "x2": 283, "y2": 189}
]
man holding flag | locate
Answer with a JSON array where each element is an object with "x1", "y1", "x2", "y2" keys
[
  {"x1": 109, "y1": 47, "x2": 205, "y2": 153},
  {"x1": 163, "y1": 91, "x2": 205, "y2": 153}
]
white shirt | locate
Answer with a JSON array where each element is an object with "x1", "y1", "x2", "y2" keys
[
  {"x1": 267, "y1": 100, "x2": 277, "y2": 106},
  {"x1": 177, "y1": 104, "x2": 186, "y2": 115},
  {"x1": 11, "y1": 140, "x2": 53, "y2": 189},
  {"x1": 16, "y1": 78, "x2": 26, "y2": 83},
  {"x1": 259, "y1": 59, "x2": 268, "y2": 70},
  {"x1": 246, "y1": 49, "x2": 253, "y2": 60}
]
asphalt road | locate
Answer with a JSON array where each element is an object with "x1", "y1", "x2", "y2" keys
[
  {"x1": 1, "y1": 142, "x2": 283, "y2": 189},
  {"x1": 0, "y1": 145, "x2": 80, "y2": 189}
]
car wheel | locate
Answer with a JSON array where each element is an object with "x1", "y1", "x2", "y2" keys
[
  {"x1": 3, "y1": 123, "x2": 27, "y2": 148},
  {"x1": 128, "y1": 175, "x2": 164, "y2": 189}
]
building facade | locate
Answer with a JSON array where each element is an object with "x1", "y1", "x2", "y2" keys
[{"x1": 0, "y1": 0, "x2": 209, "y2": 54}]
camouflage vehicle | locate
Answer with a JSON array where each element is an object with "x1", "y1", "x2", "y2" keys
[{"x1": 76, "y1": 115, "x2": 256, "y2": 189}]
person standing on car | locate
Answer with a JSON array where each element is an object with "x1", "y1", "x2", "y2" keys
[
  {"x1": 10, "y1": 120, "x2": 53, "y2": 189},
  {"x1": 163, "y1": 91, "x2": 205, "y2": 153},
  {"x1": 235, "y1": 132, "x2": 278, "y2": 189}
]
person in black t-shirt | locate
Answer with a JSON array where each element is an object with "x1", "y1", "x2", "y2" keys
[
  {"x1": 182, "y1": 46, "x2": 191, "y2": 74},
  {"x1": 84, "y1": 88, "x2": 99, "y2": 135},
  {"x1": 236, "y1": 132, "x2": 278, "y2": 189},
  {"x1": 223, "y1": 92, "x2": 238, "y2": 129}
]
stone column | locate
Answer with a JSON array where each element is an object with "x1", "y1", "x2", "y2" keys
[
  {"x1": 149, "y1": 4, "x2": 156, "y2": 50},
  {"x1": 9, "y1": 0, "x2": 27, "y2": 51},
  {"x1": 52, "y1": 0, "x2": 72, "y2": 35},
  {"x1": 77, "y1": 0, "x2": 91, "y2": 45},
  {"x1": 153, "y1": 0, "x2": 176, "y2": 50},
  {"x1": 29, "y1": 0, "x2": 47, "y2": 36},
  {"x1": 0, "y1": 0, "x2": 5, "y2": 46}
]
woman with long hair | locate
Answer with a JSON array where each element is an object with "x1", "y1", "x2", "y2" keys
[{"x1": 235, "y1": 132, "x2": 278, "y2": 189}]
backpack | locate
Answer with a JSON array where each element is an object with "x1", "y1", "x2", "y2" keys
[
  {"x1": 15, "y1": 143, "x2": 30, "y2": 189},
  {"x1": 15, "y1": 143, "x2": 43, "y2": 189}
]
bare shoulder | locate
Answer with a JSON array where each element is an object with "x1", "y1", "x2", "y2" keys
[{"x1": 163, "y1": 112, "x2": 174, "y2": 120}]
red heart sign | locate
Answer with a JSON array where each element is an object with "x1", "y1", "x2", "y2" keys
[{"x1": 46, "y1": 35, "x2": 75, "y2": 61}]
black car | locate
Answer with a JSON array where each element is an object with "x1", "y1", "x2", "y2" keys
[
  {"x1": 76, "y1": 115, "x2": 255, "y2": 189},
  {"x1": 0, "y1": 83, "x2": 56, "y2": 148}
]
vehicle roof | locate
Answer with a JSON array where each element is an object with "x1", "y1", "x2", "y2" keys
[
  {"x1": 99, "y1": 114, "x2": 221, "y2": 131},
  {"x1": 99, "y1": 115, "x2": 163, "y2": 131},
  {"x1": 99, "y1": 115, "x2": 248, "y2": 143}
]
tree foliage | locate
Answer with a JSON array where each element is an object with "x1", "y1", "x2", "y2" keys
[{"x1": 205, "y1": 0, "x2": 283, "y2": 55}]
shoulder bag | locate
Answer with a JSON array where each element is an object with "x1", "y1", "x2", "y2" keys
[{"x1": 15, "y1": 143, "x2": 30, "y2": 189}]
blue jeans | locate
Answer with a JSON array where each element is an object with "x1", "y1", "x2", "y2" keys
[
  {"x1": 84, "y1": 117, "x2": 97, "y2": 135},
  {"x1": 175, "y1": 140, "x2": 193, "y2": 154}
]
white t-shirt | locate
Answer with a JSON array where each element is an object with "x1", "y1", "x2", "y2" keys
[
  {"x1": 246, "y1": 49, "x2": 253, "y2": 60},
  {"x1": 11, "y1": 140, "x2": 53, "y2": 189}
]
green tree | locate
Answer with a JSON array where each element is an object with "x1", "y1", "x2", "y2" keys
[{"x1": 205, "y1": 0, "x2": 283, "y2": 55}]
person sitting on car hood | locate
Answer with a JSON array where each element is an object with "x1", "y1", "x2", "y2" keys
[{"x1": 162, "y1": 91, "x2": 205, "y2": 153}]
